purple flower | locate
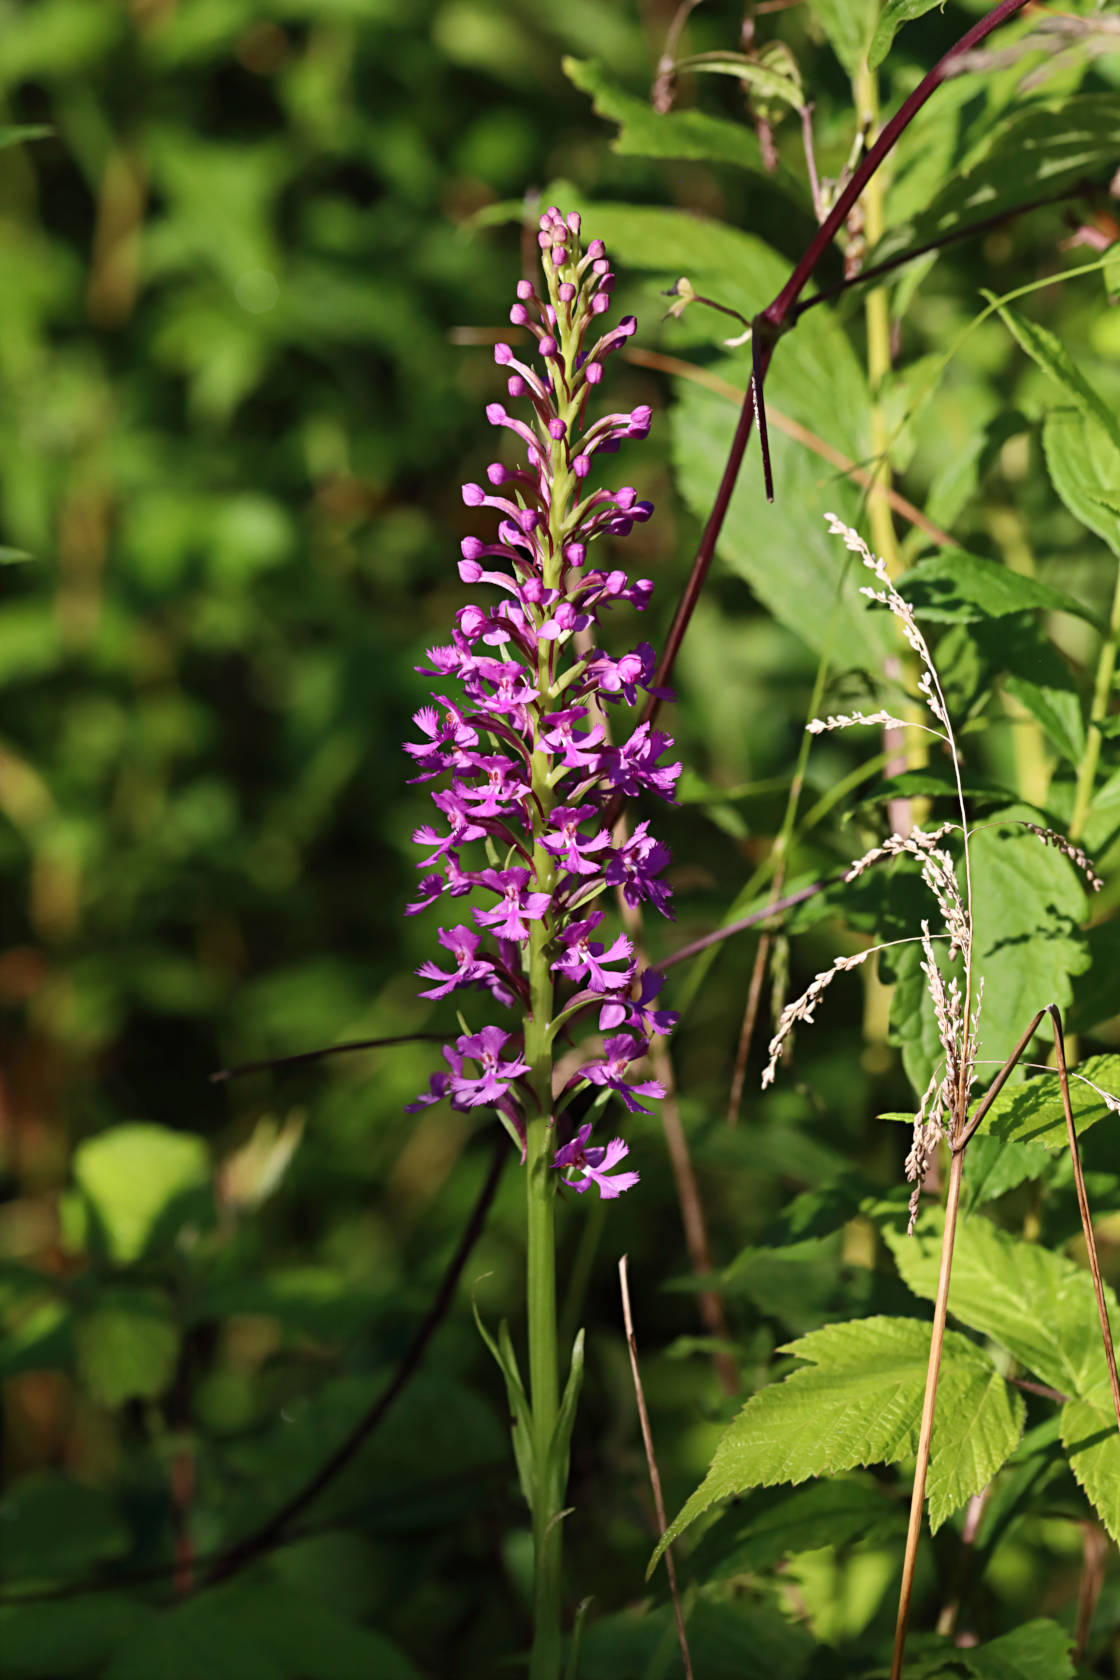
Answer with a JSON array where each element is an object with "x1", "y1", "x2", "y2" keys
[
  {"x1": 603, "y1": 821, "x2": 673, "y2": 916},
  {"x1": 474, "y1": 867, "x2": 551, "y2": 942},
  {"x1": 598, "y1": 968, "x2": 679, "y2": 1038},
  {"x1": 402, "y1": 208, "x2": 680, "y2": 1193},
  {"x1": 579, "y1": 1035, "x2": 665, "y2": 1114},
  {"x1": 417, "y1": 925, "x2": 495, "y2": 1000},
  {"x1": 553, "y1": 1124, "x2": 640, "y2": 1198},
  {"x1": 447, "y1": 1025, "x2": 529, "y2": 1108},
  {"x1": 541, "y1": 805, "x2": 611, "y2": 876},
  {"x1": 552, "y1": 913, "x2": 633, "y2": 992}
]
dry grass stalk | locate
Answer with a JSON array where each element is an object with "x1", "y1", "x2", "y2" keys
[
  {"x1": 618, "y1": 1256, "x2": 695, "y2": 1680},
  {"x1": 760, "y1": 517, "x2": 1120, "y2": 1680}
]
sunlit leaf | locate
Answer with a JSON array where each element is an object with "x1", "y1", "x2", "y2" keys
[
  {"x1": 652, "y1": 1316, "x2": 1021, "y2": 1567},
  {"x1": 1062, "y1": 1396, "x2": 1120, "y2": 1543},
  {"x1": 898, "y1": 548, "x2": 1098, "y2": 626},
  {"x1": 883, "y1": 1211, "x2": 1116, "y2": 1401},
  {"x1": 73, "y1": 1123, "x2": 212, "y2": 1264}
]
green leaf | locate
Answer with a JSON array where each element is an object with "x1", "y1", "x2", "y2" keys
[
  {"x1": 807, "y1": 0, "x2": 875, "y2": 80},
  {"x1": 0, "y1": 545, "x2": 34, "y2": 563},
  {"x1": 1003, "y1": 673, "x2": 1085, "y2": 768},
  {"x1": 563, "y1": 59, "x2": 804, "y2": 194},
  {"x1": 0, "y1": 1597, "x2": 142, "y2": 1680},
  {"x1": 1061, "y1": 1396, "x2": 1120, "y2": 1543},
  {"x1": 691, "y1": 1477, "x2": 906, "y2": 1578},
  {"x1": 652, "y1": 1316, "x2": 1021, "y2": 1568},
  {"x1": 877, "y1": 94, "x2": 1120, "y2": 266},
  {"x1": 473, "y1": 1300, "x2": 534, "y2": 1509},
  {"x1": 0, "y1": 125, "x2": 53, "y2": 151},
  {"x1": 0, "y1": 1472, "x2": 130, "y2": 1580},
  {"x1": 75, "y1": 1287, "x2": 180, "y2": 1407},
  {"x1": 869, "y1": 0, "x2": 946, "y2": 71},
  {"x1": 72, "y1": 1122, "x2": 211, "y2": 1264},
  {"x1": 548, "y1": 1328, "x2": 585, "y2": 1497},
  {"x1": 1041, "y1": 408, "x2": 1120, "y2": 558},
  {"x1": 579, "y1": 1598, "x2": 816, "y2": 1680},
  {"x1": 991, "y1": 299, "x2": 1120, "y2": 451},
  {"x1": 974, "y1": 1054, "x2": 1120, "y2": 1151},
  {"x1": 898, "y1": 549, "x2": 1097, "y2": 626},
  {"x1": 1070, "y1": 924, "x2": 1120, "y2": 1034},
  {"x1": 959, "y1": 1132, "x2": 1052, "y2": 1213},
  {"x1": 883, "y1": 1212, "x2": 1117, "y2": 1402},
  {"x1": 967, "y1": 1620, "x2": 1073, "y2": 1680},
  {"x1": 103, "y1": 1597, "x2": 286, "y2": 1680},
  {"x1": 675, "y1": 52, "x2": 804, "y2": 114},
  {"x1": 969, "y1": 806, "x2": 1089, "y2": 1072}
]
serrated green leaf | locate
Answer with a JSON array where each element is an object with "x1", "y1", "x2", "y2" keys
[
  {"x1": 877, "y1": 94, "x2": 1120, "y2": 267},
  {"x1": 670, "y1": 326, "x2": 884, "y2": 666},
  {"x1": 75, "y1": 1287, "x2": 180, "y2": 1408},
  {"x1": 675, "y1": 52, "x2": 804, "y2": 114},
  {"x1": 883, "y1": 1212, "x2": 1116, "y2": 1401},
  {"x1": 959, "y1": 1131, "x2": 1052, "y2": 1213},
  {"x1": 869, "y1": 0, "x2": 947, "y2": 71},
  {"x1": 975, "y1": 1054, "x2": 1120, "y2": 1151},
  {"x1": 807, "y1": 0, "x2": 875, "y2": 80},
  {"x1": 962, "y1": 1619, "x2": 1073, "y2": 1680},
  {"x1": 991, "y1": 299, "x2": 1120, "y2": 451},
  {"x1": 1041, "y1": 408, "x2": 1120, "y2": 558},
  {"x1": 969, "y1": 807, "x2": 1088, "y2": 1071},
  {"x1": 563, "y1": 59, "x2": 805, "y2": 196},
  {"x1": 1003, "y1": 674, "x2": 1085, "y2": 767},
  {"x1": 692, "y1": 1477, "x2": 905, "y2": 1578},
  {"x1": 1061, "y1": 1396, "x2": 1120, "y2": 1542},
  {"x1": 73, "y1": 1123, "x2": 211, "y2": 1264},
  {"x1": 578, "y1": 1597, "x2": 815, "y2": 1680},
  {"x1": 652, "y1": 1316, "x2": 1020, "y2": 1568},
  {"x1": 898, "y1": 549, "x2": 1098, "y2": 626}
]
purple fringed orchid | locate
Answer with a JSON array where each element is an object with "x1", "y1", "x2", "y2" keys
[{"x1": 404, "y1": 206, "x2": 679, "y2": 1199}]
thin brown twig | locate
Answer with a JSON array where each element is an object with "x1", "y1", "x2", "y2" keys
[
  {"x1": 727, "y1": 928, "x2": 772, "y2": 1125},
  {"x1": 1048, "y1": 1004, "x2": 1120, "y2": 1435},
  {"x1": 619, "y1": 1255, "x2": 695, "y2": 1680},
  {"x1": 210, "y1": 1032, "x2": 448, "y2": 1082},
  {"x1": 623, "y1": 348, "x2": 954, "y2": 548},
  {"x1": 890, "y1": 1147, "x2": 966, "y2": 1680},
  {"x1": 660, "y1": 876, "x2": 842, "y2": 972}
]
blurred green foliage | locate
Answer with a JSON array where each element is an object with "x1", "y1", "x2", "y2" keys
[{"x1": 2, "y1": 0, "x2": 1120, "y2": 1674}]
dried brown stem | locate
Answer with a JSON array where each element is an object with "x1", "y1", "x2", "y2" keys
[
  {"x1": 619, "y1": 1256, "x2": 695, "y2": 1680},
  {"x1": 1047, "y1": 1004, "x2": 1120, "y2": 1435},
  {"x1": 210, "y1": 1031, "x2": 448, "y2": 1083},
  {"x1": 727, "y1": 927, "x2": 772, "y2": 1125},
  {"x1": 891, "y1": 1146, "x2": 966, "y2": 1680}
]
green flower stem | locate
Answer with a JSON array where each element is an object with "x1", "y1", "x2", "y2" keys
[
  {"x1": 519, "y1": 374, "x2": 579, "y2": 1680},
  {"x1": 1070, "y1": 552, "x2": 1120, "y2": 841}
]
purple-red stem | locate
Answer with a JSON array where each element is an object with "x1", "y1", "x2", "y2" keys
[{"x1": 640, "y1": 0, "x2": 1033, "y2": 735}]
